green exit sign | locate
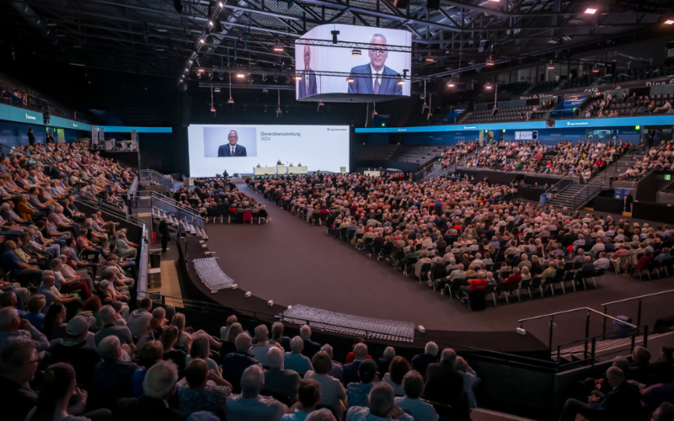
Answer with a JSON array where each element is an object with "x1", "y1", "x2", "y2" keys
[{"x1": 666, "y1": 174, "x2": 672, "y2": 181}]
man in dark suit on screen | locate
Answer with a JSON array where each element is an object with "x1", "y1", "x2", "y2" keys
[
  {"x1": 347, "y1": 33, "x2": 403, "y2": 96},
  {"x1": 297, "y1": 45, "x2": 317, "y2": 99},
  {"x1": 217, "y1": 130, "x2": 247, "y2": 157}
]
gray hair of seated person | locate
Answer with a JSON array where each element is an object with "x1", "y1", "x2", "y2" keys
[
  {"x1": 368, "y1": 382, "x2": 396, "y2": 417},
  {"x1": 440, "y1": 348, "x2": 457, "y2": 365},
  {"x1": 143, "y1": 360, "x2": 178, "y2": 400},
  {"x1": 320, "y1": 344, "x2": 334, "y2": 358},
  {"x1": 267, "y1": 347, "x2": 284, "y2": 369},
  {"x1": 241, "y1": 365, "x2": 264, "y2": 394},
  {"x1": 383, "y1": 346, "x2": 396, "y2": 360},
  {"x1": 234, "y1": 332, "x2": 252, "y2": 353},
  {"x1": 98, "y1": 335, "x2": 121, "y2": 360},
  {"x1": 424, "y1": 341, "x2": 438, "y2": 356},
  {"x1": 290, "y1": 336, "x2": 304, "y2": 353}
]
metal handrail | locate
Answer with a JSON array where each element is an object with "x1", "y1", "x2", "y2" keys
[
  {"x1": 602, "y1": 289, "x2": 674, "y2": 329},
  {"x1": 518, "y1": 307, "x2": 636, "y2": 328},
  {"x1": 133, "y1": 192, "x2": 201, "y2": 219}
]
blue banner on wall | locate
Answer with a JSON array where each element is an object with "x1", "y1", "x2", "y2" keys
[
  {"x1": 49, "y1": 116, "x2": 91, "y2": 131},
  {"x1": 555, "y1": 115, "x2": 674, "y2": 128},
  {"x1": 0, "y1": 103, "x2": 44, "y2": 125}
]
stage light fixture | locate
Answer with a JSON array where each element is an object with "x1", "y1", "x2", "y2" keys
[
  {"x1": 208, "y1": 20, "x2": 214, "y2": 27},
  {"x1": 485, "y1": 82, "x2": 493, "y2": 89},
  {"x1": 584, "y1": 8, "x2": 597, "y2": 14},
  {"x1": 424, "y1": 53, "x2": 435, "y2": 62},
  {"x1": 486, "y1": 55, "x2": 494, "y2": 66},
  {"x1": 214, "y1": 88, "x2": 221, "y2": 93},
  {"x1": 666, "y1": 20, "x2": 674, "y2": 25},
  {"x1": 352, "y1": 49, "x2": 362, "y2": 55},
  {"x1": 397, "y1": 76, "x2": 404, "y2": 86},
  {"x1": 217, "y1": 1, "x2": 224, "y2": 7},
  {"x1": 547, "y1": 60, "x2": 555, "y2": 70},
  {"x1": 346, "y1": 76, "x2": 355, "y2": 83},
  {"x1": 199, "y1": 38, "x2": 205, "y2": 44},
  {"x1": 294, "y1": 75, "x2": 302, "y2": 81},
  {"x1": 272, "y1": 44, "x2": 284, "y2": 53},
  {"x1": 592, "y1": 64, "x2": 599, "y2": 73},
  {"x1": 228, "y1": 98, "x2": 234, "y2": 104},
  {"x1": 236, "y1": 71, "x2": 246, "y2": 78},
  {"x1": 447, "y1": 80, "x2": 455, "y2": 88}
]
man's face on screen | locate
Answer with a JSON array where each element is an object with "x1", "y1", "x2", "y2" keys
[
  {"x1": 369, "y1": 36, "x2": 388, "y2": 71},
  {"x1": 228, "y1": 131, "x2": 238, "y2": 146},
  {"x1": 304, "y1": 45, "x2": 311, "y2": 70}
]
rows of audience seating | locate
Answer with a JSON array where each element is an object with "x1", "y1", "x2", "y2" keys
[
  {"x1": 439, "y1": 142, "x2": 477, "y2": 169},
  {"x1": 173, "y1": 179, "x2": 268, "y2": 224},
  {"x1": 613, "y1": 141, "x2": 673, "y2": 181},
  {"x1": 586, "y1": 92, "x2": 674, "y2": 118},
  {"x1": 462, "y1": 101, "x2": 556, "y2": 124},
  {"x1": 461, "y1": 139, "x2": 633, "y2": 180},
  {"x1": 250, "y1": 172, "x2": 674, "y2": 310}
]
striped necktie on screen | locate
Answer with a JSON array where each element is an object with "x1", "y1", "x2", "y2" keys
[{"x1": 374, "y1": 77, "x2": 380, "y2": 95}]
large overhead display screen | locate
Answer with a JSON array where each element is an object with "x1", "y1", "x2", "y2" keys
[
  {"x1": 187, "y1": 124, "x2": 350, "y2": 177},
  {"x1": 295, "y1": 24, "x2": 412, "y2": 102}
]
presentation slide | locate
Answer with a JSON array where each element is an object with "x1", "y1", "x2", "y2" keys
[
  {"x1": 187, "y1": 124, "x2": 350, "y2": 177},
  {"x1": 295, "y1": 24, "x2": 412, "y2": 100}
]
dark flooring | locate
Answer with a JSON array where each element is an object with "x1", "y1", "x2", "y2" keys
[{"x1": 203, "y1": 184, "x2": 674, "y2": 348}]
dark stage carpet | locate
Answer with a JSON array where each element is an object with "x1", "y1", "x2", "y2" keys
[{"x1": 203, "y1": 185, "x2": 674, "y2": 346}]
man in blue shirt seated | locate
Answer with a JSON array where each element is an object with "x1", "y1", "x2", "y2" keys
[{"x1": 1, "y1": 240, "x2": 42, "y2": 289}]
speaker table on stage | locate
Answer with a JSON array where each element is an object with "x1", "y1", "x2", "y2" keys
[
  {"x1": 288, "y1": 166, "x2": 308, "y2": 175},
  {"x1": 276, "y1": 164, "x2": 286, "y2": 175},
  {"x1": 254, "y1": 166, "x2": 276, "y2": 176}
]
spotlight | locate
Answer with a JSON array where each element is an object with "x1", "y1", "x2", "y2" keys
[
  {"x1": 666, "y1": 20, "x2": 674, "y2": 25},
  {"x1": 352, "y1": 49, "x2": 362, "y2": 55},
  {"x1": 210, "y1": 105, "x2": 216, "y2": 113},
  {"x1": 592, "y1": 64, "x2": 599, "y2": 73},
  {"x1": 217, "y1": 1, "x2": 224, "y2": 7},
  {"x1": 294, "y1": 75, "x2": 302, "y2": 81},
  {"x1": 208, "y1": 20, "x2": 214, "y2": 27},
  {"x1": 547, "y1": 60, "x2": 555, "y2": 70},
  {"x1": 236, "y1": 72, "x2": 246, "y2": 78},
  {"x1": 199, "y1": 38, "x2": 205, "y2": 44},
  {"x1": 486, "y1": 55, "x2": 494, "y2": 66},
  {"x1": 447, "y1": 80, "x2": 455, "y2": 88},
  {"x1": 346, "y1": 76, "x2": 355, "y2": 83},
  {"x1": 228, "y1": 98, "x2": 234, "y2": 104},
  {"x1": 485, "y1": 82, "x2": 493, "y2": 89},
  {"x1": 272, "y1": 44, "x2": 284, "y2": 53},
  {"x1": 584, "y1": 8, "x2": 597, "y2": 14},
  {"x1": 397, "y1": 76, "x2": 404, "y2": 86},
  {"x1": 424, "y1": 53, "x2": 435, "y2": 62},
  {"x1": 214, "y1": 88, "x2": 221, "y2": 93}
]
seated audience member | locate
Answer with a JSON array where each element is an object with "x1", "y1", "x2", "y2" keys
[
  {"x1": 25, "y1": 362, "x2": 111, "y2": 421},
  {"x1": 92, "y1": 335, "x2": 140, "y2": 409},
  {"x1": 411, "y1": 341, "x2": 438, "y2": 379},
  {"x1": 343, "y1": 343, "x2": 371, "y2": 385},
  {"x1": 264, "y1": 347, "x2": 301, "y2": 403},
  {"x1": 377, "y1": 346, "x2": 395, "y2": 377},
  {"x1": 345, "y1": 382, "x2": 413, "y2": 421},
  {"x1": 250, "y1": 324, "x2": 275, "y2": 367},
  {"x1": 161, "y1": 326, "x2": 187, "y2": 376},
  {"x1": 269, "y1": 321, "x2": 291, "y2": 352},
  {"x1": 47, "y1": 315, "x2": 100, "y2": 390},
  {"x1": 383, "y1": 356, "x2": 410, "y2": 397},
  {"x1": 284, "y1": 336, "x2": 313, "y2": 377},
  {"x1": 321, "y1": 344, "x2": 343, "y2": 382},
  {"x1": 305, "y1": 352, "x2": 347, "y2": 418},
  {"x1": 132, "y1": 340, "x2": 163, "y2": 399},
  {"x1": 2, "y1": 240, "x2": 43, "y2": 288},
  {"x1": 345, "y1": 338, "x2": 373, "y2": 364},
  {"x1": 0, "y1": 342, "x2": 40, "y2": 421},
  {"x1": 424, "y1": 348, "x2": 470, "y2": 421},
  {"x1": 44, "y1": 303, "x2": 67, "y2": 341},
  {"x1": 630, "y1": 345, "x2": 653, "y2": 385},
  {"x1": 559, "y1": 367, "x2": 641, "y2": 421},
  {"x1": 127, "y1": 297, "x2": 153, "y2": 339},
  {"x1": 186, "y1": 336, "x2": 220, "y2": 375},
  {"x1": 281, "y1": 379, "x2": 321, "y2": 421},
  {"x1": 219, "y1": 315, "x2": 238, "y2": 341},
  {"x1": 95, "y1": 305, "x2": 134, "y2": 351},
  {"x1": 455, "y1": 356, "x2": 478, "y2": 408},
  {"x1": 114, "y1": 360, "x2": 187, "y2": 421},
  {"x1": 346, "y1": 358, "x2": 378, "y2": 408},
  {"x1": 226, "y1": 365, "x2": 289, "y2": 421},
  {"x1": 219, "y1": 322, "x2": 243, "y2": 357},
  {"x1": 179, "y1": 358, "x2": 232, "y2": 419},
  {"x1": 0, "y1": 307, "x2": 49, "y2": 354},
  {"x1": 300, "y1": 325, "x2": 321, "y2": 359},
  {"x1": 221, "y1": 332, "x2": 261, "y2": 394},
  {"x1": 394, "y1": 371, "x2": 439, "y2": 421},
  {"x1": 23, "y1": 294, "x2": 46, "y2": 332}
]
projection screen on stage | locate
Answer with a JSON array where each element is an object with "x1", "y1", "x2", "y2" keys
[
  {"x1": 187, "y1": 124, "x2": 350, "y2": 177},
  {"x1": 295, "y1": 24, "x2": 412, "y2": 101}
]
